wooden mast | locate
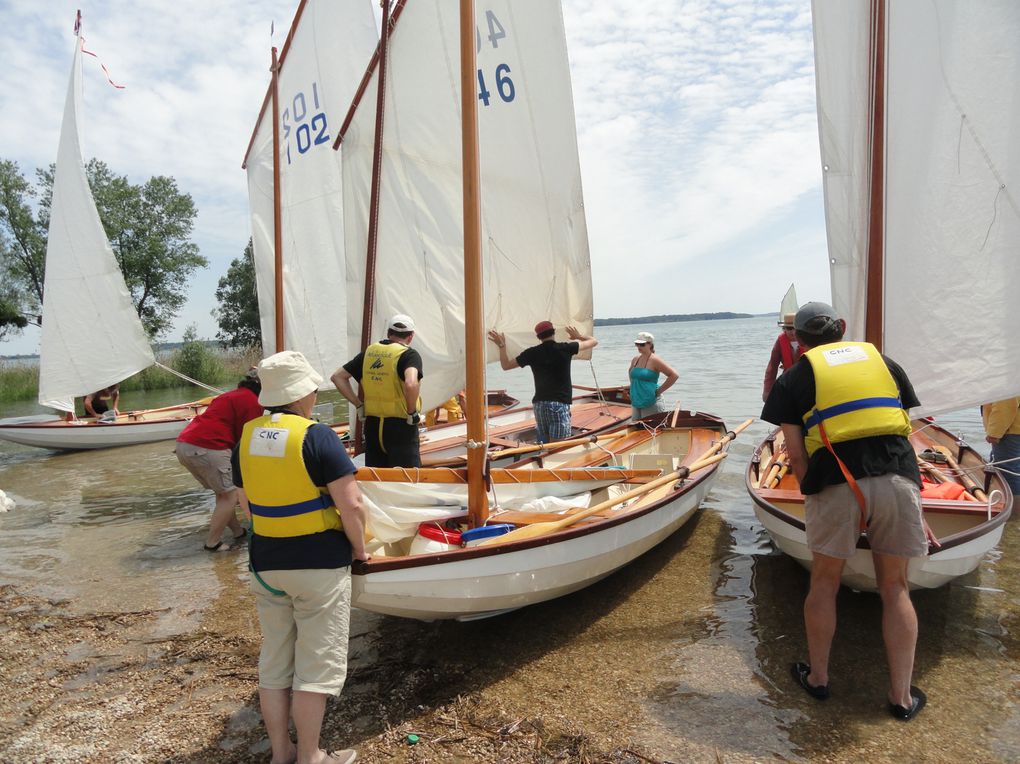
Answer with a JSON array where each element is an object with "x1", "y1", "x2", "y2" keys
[
  {"x1": 864, "y1": 0, "x2": 886, "y2": 350},
  {"x1": 460, "y1": 0, "x2": 489, "y2": 524},
  {"x1": 270, "y1": 46, "x2": 284, "y2": 351}
]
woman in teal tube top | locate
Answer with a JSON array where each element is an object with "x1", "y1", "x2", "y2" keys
[{"x1": 628, "y1": 331, "x2": 679, "y2": 420}]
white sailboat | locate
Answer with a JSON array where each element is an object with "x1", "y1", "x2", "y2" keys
[
  {"x1": 0, "y1": 24, "x2": 212, "y2": 451},
  {"x1": 748, "y1": 0, "x2": 1018, "y2": 590},
  {"x1": 328, "y1": 0, "x2": 740, "y2": 620}
]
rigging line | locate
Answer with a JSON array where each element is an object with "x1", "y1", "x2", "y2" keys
[
  {"x1": 979, "y1": 185, "x2": 1003, "y2": 252},
  {"x1": 153, "y1": 361, "x2": 225, "y2": 395}
]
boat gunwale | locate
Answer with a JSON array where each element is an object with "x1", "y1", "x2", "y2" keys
[{"x1": 354, "y1": 415, "x2": 728, "y2": 575}]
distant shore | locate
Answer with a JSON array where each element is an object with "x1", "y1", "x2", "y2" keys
[{"x1": 594, "y1": 311, "x2": 764, "y2": 327}]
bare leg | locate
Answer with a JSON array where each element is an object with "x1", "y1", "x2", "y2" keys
[
  {"x1": 873, "y1": 552, "x2": 917, "y2": 708},
  {"x1": 292, "y1": 690, "x2": 335, "y2": 764},
  {"x1": 259, "y1": 687, "x2": 297, "y2": 764},
  {"x1": 205, "y1": 488, "x2": 241, "y2": 547},
  {"x1": 803, "y1": 553, "x2": 845, "y2": 688}
]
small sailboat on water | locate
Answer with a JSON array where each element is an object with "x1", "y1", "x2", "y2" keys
[
  {"x1": 0, "y1": 18, "x2": 216, "y2": 451},
  {"x1": 747, "y1": 0, "x2": 1017, "y2": 590}
]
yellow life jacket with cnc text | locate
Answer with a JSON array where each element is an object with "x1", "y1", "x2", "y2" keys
[
  {"x1": 802, "y1": 341, "x2": 912, "y2": 456},
  {"x1": 239, "y1": 413, "x2": 340, "y2": 537}
]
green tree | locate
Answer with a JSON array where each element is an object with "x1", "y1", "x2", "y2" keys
[
  {"x1": 0, "y1": 158, "x2": 208, "y2": 340},
  {"x1": 213, "y1": 239, "x2": 262, "y2": 350}
]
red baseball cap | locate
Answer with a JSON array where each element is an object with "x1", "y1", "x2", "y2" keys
[{"x1": 534, "y1": 320, "x2": 554, "y2": 336}]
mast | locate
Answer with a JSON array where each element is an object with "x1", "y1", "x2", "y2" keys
[
  {"x1": 270, "y1": 46, "x2": 284, "y2": 351},
  {"x1": 864, "y1": 0, "x2": 886, "y2": 350},
  {"x1": 460, "y1": 0, "x2": 489, "y2": 524}
]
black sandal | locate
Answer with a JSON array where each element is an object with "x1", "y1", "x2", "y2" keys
[
  {"x1": 889, "y1": 686, "x2": 926, "y2": 721},
  {"x1": 203, "y1": 541, "x2": 225, "y2": 552},
  {"x1": 791, "y1": 662, "x2": 830, "y2": 700}
]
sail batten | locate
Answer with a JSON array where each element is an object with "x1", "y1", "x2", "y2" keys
[
  {"x1": 37, "y1": 36, "x2": 155, "y2": 411},
  {"x1": 813, "y1": 0, "x2": 1020, "y2": 417}
]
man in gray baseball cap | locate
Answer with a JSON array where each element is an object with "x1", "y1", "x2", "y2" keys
[{"x1": 761, "y1": 301, "x2": 937, "y2": 721}]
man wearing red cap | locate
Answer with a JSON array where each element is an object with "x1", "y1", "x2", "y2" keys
[{"x1": 487, "y1": 320, "x2": 597, "y2": 443}]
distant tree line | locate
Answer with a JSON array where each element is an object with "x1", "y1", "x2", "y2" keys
[{"x1": 594, "y1": 312, "x2": 754, "y2": 327}]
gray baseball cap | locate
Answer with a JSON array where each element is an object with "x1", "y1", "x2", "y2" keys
[{"x1": 794, "y1": 301, "x2": 841, "y2": 334}]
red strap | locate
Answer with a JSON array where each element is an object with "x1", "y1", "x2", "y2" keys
[{"x1": 818, "y1": 421, "x2": 868, "y2": 532}]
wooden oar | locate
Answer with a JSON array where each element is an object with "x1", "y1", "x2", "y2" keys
[
  {"x1": 481, "y1": 418, "x2": 753, "y2": 546},
  {"x1": 933, "y1": 445, "x2": 989, "y2": 502},
  {"x1": 487, "y1": 430, "x2": 629, "y2": 460},
  {"x1": 478, "y1": 452, "x2": 727, "y2": 546}
]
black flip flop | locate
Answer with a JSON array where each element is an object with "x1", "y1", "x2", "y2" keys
[
  {"x1": 203, "y1": 541, "x2": 225, "y2": 552},
  {"x1": 889, "y1": 686, "x2": 926, "y2": 721},
  {"x1": 791, "y1": 662, "x2": 830, "y2": 700}
]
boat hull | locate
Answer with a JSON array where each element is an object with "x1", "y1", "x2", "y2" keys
[
  {"x1": 0, "y1": 400, "x2": 208, "y2": 450},
  {"x1": 747, "y1": 423, "x2": 1013, "y2": 591},
  {"x1": 352, "y1": 470, "x2": 714, "y2": 620}
]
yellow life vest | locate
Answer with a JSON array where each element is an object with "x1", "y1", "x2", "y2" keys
[
  {"x1": 802, "y1": 341, "x2": 912, "y2": 456},
  {"x1": 239, "y1": 413, "x2": 341, "y2": 538},
  {"x1": 361, "y1": 341, "x2": 420, "y2": 419}
]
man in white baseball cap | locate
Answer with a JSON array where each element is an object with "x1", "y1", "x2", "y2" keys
[{"x1": 331, "y1": 313, "x2": 425, "y2": 466}]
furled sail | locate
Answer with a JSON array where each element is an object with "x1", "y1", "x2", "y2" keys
[
  {"x1": 38, "y1": 36, "x2": 154, "y2": 412},
  {"x1": 342, "y1": 0, "x2": 594, "y2": 410},
  {"x1": 812, "y1": 0, "x2": 1020, "y2": 416},
  {"x1": 244, "y1": 0, "x2": 377, "y2": 384}
]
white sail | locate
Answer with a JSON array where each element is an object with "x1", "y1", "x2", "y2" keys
[
  {"x1": 813, "y1": 0, "x2": 1020, "y2": 416},
  {"x1": 342, "y1": 0, "x2": 594, "y2": 411},
  {"x1": 244, "y1": 0, "x2": 377, "y2": 385},
  {"x1": 37, "y1": 36, "x2": 154, "y2": 411},
  {"x1": 779, "y1": 283, "x2": 798, "y2": 317}
]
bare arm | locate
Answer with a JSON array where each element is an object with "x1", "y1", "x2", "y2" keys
[
  {"x1": 109, "y1": 389, "x2": 120, "y2": 413},
  {"x1": 329, "y1": 473, "x2": 370, "y2": 561},
  {"x1": 403, "y1": 367, "x2": 421, "y2": 415},
  {"x1": 487, "y1": 329, "x2": 519, "y2": 370},
  {"x1": 780, "y1": 423, "x2": 809, "y2": 483},
  {"x1": 649, "y1": 356, "x2": 679, "y2": 397},
  {"x1": 762, "y1": 340, "x2": 782, "y2": 402},
  {"x1": 83, "y1": 394, "x2": 100, "y2": 417},
  {"x1": 565, "y1": 325, "x2": 597, "y2": 352},
  {"x1": 330, "y1": 366, "x2": 362, "y2": 407}
]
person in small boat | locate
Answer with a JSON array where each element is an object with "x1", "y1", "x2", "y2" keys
[
  {"x1": 488, "y1": 320, "x2": 598, "y2": 444},
  {"x1": 234, "y1": 350, "x2": 368, "y2": 764},
  {"x1": 425, "y1": 390, "x2": 466, "y2": 427},
  {"x1": 83, "y1": 384, "x2": 120, "y2": 418},
  {"x1": 762, "y1": 312, "x2": 804, "y2": 402},
  {"x1": 627, "y1": 331, "x2": 679, "y2": 420},
  {"x1": 331, "y1": 313, "x2": 424, "y2": 467},
  {"x1": 761, "y1": 301, "x2": 938, "y2": 722},
  {"x1": 982, "y1": 396, "x2": 1020, "y2": 496},
  {"x1": 175, "y1": 368, "x2": 265, "y2": 551}
]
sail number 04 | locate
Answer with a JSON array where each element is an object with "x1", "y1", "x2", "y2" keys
[
  {"x1": 476, "y1": 9, "x2": 514, "y2": 106},
  {"x1": 282, "y1": 82, "x2": 329, "y2": 165}
]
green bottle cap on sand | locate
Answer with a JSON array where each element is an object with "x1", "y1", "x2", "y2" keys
[{"x1": 407, "y1": 734, "x2": 420, "y2": 745}]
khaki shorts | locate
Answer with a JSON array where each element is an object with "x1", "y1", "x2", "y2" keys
[
  {"x1": 805, "y1": 474, "x2": 927, "y2": 559},
  {"x1": 175, "y1": 443, "x2": 234, "y2": 494},
  {"x1": 250, "y1": 567, "x2": 351, "y2": 696}
]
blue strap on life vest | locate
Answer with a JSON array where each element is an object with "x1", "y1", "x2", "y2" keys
[
  {"x1": 248, "y1": 493, "x2": 334, "y2": 518},
  {"x1": 802, "y1": 396, "x2": 903, "y2": 432}
]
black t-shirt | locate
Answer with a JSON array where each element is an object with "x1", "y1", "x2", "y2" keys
[
  {"x1": 342, "y1": 339, "x2": 424, "y2": 382},
  {"x1": 232, "y1": 421, "x2": 358, "y2": 570},
  {"x1": 760, "y1": 352, "x2": 922, "y2": 494},
  {"x1": 516, "y1": 340, "x2": 580, "y2": 404}
]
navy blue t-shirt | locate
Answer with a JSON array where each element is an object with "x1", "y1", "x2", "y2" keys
[{"x1": 233, "y1": 421, "x2": 358, "y2": 570}]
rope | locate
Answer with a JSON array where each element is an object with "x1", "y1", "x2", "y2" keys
[{"x1": 153, "y1": 361, "x2": 225, "y2": 395}]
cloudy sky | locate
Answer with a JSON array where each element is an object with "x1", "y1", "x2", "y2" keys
[{"x1": 0, "y1": 0, "x2": 830, "y2": 355}]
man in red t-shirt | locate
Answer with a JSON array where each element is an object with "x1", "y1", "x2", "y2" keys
[
  {"x1": 762, "y1": 312, "x2": 804, "y2": 402},
  {"x1": 176, "y1": 370, "x2": 265, "y2": 550}
]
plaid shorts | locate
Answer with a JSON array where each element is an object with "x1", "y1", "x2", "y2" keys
[{"x1": 533, "y1": 400, "x2": 572, "y2": 443}]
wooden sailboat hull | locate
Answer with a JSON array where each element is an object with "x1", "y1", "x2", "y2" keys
[
  {"x1": 746, "y1": 422, "x2": 1013, "y2": 591},
  {"x1": 0, "y1": 400, "x2": 210, "y2": 451},
  {"x1": 351, "y1": 412, "x2": 728, "y2": 620}
]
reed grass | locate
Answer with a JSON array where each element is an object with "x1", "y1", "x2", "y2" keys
[{"x1": 0, "y1": 346, "x2": 262, "y2": 402}]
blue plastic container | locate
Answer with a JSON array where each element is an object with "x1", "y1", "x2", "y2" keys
[{"x1": 460, "y1": 523, "x2": 514, "y2": 547}]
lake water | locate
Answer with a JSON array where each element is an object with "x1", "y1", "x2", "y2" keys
[{"x1": 0, "y1": 316, "x2": 1016, "y2": 762}]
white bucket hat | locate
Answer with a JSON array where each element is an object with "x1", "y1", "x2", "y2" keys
[{"x1": 257, "y1": 350, "x2": 323, "y2": 407}]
